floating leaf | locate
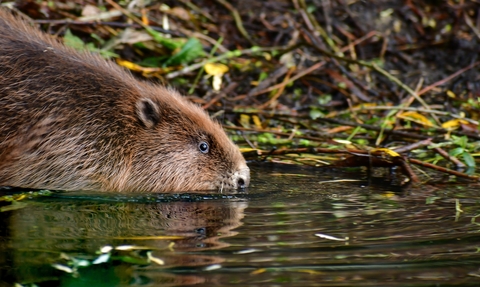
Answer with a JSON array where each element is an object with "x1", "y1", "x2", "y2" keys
[
  {"x1": 204, "y1": 264, "x2": 222, "y2": 271},
  {"x1": 100, "y1": 245, "x2": 113, "y2": 253},
  {"x1": 92, "y1": 253, "x2": 111, "y2": 264},
  {"x1": 52, "y1": 264, "x2": 74, "y2": 273},
  {"x1": 315, "y1": 233, "x2": 348, "y2": 241},
  {"x1": 115, "y1": 245, "x2": 136, "y2": 250},
  {"x1": 147, "y1": 251, "x2": 165, "y2": 265}
]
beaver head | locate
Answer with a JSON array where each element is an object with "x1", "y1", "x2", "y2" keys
[{"x1": 113, "y1": 85, "x2": 251, "y2": 192}]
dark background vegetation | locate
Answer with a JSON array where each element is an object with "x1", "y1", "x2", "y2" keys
[{"x1": 5, "y1": 0, "x2": 480, "y2": 183}]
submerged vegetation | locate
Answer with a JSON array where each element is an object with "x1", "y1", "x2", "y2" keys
[{"x1": 3, "y1": 0, "x2": 480, "y2": 184}]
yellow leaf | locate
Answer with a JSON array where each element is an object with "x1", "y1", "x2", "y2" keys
[
  {"x1": 239, "y1": 147, "x2": 257, "y2": 153},
  {"x1": 446, "y1": 90, "x2": 456, "y2": 99},
  {"x1": 250, "y1": 268, "x2": 267, "y2": 275},
  {"x1": 397, "y1": 111, "x2": 434, "y2": 127},
  {"x1": 252, "y1": 115, "x2": 262, "y2": 129},
  {"x1": 382, "y1": 191, "x2": 396, "y2": 198},
  {"x1": 371, "y1": 148, "x2": 400, "y2": 157},
  {"x1": 240, "y1": 114, "x2": 250, "y2": 127},
  {"x1": 116, "y1": 59, "x2": 145, "y2": 72},
  {"x1": 441, "y1": 119, "x2": 469, "y2": 129},
  {"x1": 204, "y1": 62, "x2": 229, "y2": 76},
  {"x1": 116, "y1": 59, "x2": 164, "y2": 76}
]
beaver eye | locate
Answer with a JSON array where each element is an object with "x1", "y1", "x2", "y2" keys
[{"x1": 198, "y1": 141, "x2": 209, "y2": 154}]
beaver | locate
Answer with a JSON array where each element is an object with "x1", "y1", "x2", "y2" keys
[{"x1": 0, "y1": 9, "x2": 250, "y2": 192}]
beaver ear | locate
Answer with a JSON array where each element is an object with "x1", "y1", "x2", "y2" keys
[{"x1": 136, "y1": 98, "x2": 161, "y2": 128}]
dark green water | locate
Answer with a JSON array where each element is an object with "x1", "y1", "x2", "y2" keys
[{"x1": 1, "y1": 163, "x2": 480, "y2": 286}]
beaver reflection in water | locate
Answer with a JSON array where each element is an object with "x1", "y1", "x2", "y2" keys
[{"x1": 0, "y1": 9, "x2": 250, "y2": 192}]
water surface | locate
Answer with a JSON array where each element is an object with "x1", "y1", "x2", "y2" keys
[{"x1": 1, "y1": 163, "x2": 480, "y2": 286}]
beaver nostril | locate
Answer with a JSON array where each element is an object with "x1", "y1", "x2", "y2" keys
[{"x1": 238, "y1": 178, "x2": 246, "y2": 189}]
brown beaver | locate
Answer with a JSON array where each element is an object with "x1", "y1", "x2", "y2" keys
[{"x1": 0, "y1": 9, "x2": 250, "y2": 192}]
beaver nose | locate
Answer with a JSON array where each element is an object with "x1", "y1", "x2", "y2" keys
[
  {"x1": 238, "y1": 177, "x2": 246, "y2": 189},
  {"x1": 234, "y1": 166, "x2": 250, "y2": 190}
]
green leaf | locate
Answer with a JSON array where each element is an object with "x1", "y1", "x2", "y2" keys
[
  {"x1": 317, "y1": 94, "x2": 332, "y2": 105},
  {"x1": 163, "y1": 38, "x2": 205, "y2": 66},
  {"x1": 258, "y1": 72, "x2": 268, "y2": 82},
  {"x1": 63, "y1": 29, "x2": 117, "y2": 59},
  {"x1": 137, "y1": 56, "x2": 169, "y2": 67},
  {"x1": 63, "y1": 29, "x2": 87, "y2": 51},
  {"x1": 451, "y1": 135, "x2": 468, "y2": 149},
  {"x1": 309, "y1": 109, "x2": 323, "y2": 120},
  {"x1": 299, "y1": 139, "x2": 311, "y2": 146},
  {"x1": 144, "y1": 26, "x2": 184, "y2": 50},
  {"x1": 462, "y1": 152, "x2": 476, "y2": 167},
  {"x1": 449, "y1": 147, "x2": 464, "y2": 157},
  {"x1": 97, "y1": 49, "x2": 119, "y2": 59}
]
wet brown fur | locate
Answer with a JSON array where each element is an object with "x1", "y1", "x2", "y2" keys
[{"x1": 0, "y1": 9, "x2": 250, "y2": 192}]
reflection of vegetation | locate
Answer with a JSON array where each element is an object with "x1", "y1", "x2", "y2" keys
[
  {"x1": 0, "y1": 190, "x2": 53, "y2": 212},
  {"x1": 51, "y1": 245, "x2": 164, "y2": 278}
]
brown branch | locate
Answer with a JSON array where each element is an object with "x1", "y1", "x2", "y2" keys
[
  {"x1": 409, "y1": 159, "x2": 479, "y2": 181},
  {"x1": 392, "y1": 138, "x2": 433, "y2": 154},
  {"x1": 417, "y1": 61, "x2": 480, "y2": 96},
  {"x1": 431, "y1": 147, "x2": 466, "y2": 169}
]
